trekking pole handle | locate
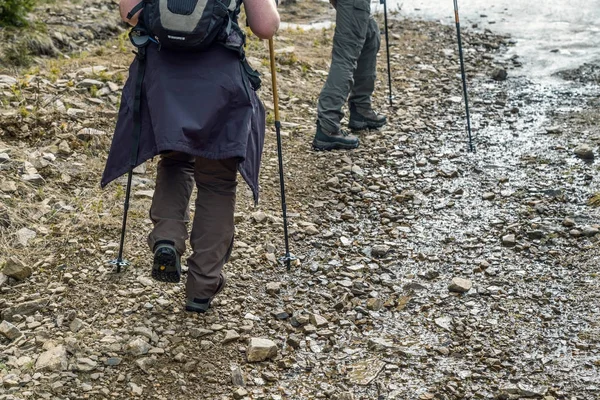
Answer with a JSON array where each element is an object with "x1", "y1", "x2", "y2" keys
[{"x1": 268, "y1": 38, "x2": 280, "y2": 121}]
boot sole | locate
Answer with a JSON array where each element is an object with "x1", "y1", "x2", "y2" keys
[
  {"x1": 348, "y1": 120, "x2": 387, "y2": 131},
  {"x1": 152, "y1": 247, "x2": 181, "y2": 283},
  {"x1": 312, "y1": 139, "x2": 359, "y2": 151}
]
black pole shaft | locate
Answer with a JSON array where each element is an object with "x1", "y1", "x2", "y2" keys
[
  {"x1": 275, "y1": 121, "x2": 292, "y2": 271},
  {"x1": 115, "y1": 169, "x2": 133, "y2": 272},
  {"x1": 453, "y1": 0, "x2": 474, "y2": 152},
  {"x1": 269, "y1": 38, "x2": 293, "y2": 271},
  {"x1": 382, "y1": 0, "x2": 393, "y2": 106}
]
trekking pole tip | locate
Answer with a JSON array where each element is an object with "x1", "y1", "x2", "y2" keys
[{"x1": 108, "y1": 258, "x2": 130, "y2": 273}]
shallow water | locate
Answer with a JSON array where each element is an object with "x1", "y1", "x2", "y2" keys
[{"x1": 383, "y1": 0, "x2": 600, "y2": 82}]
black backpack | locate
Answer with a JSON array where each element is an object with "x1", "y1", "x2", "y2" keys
[{"x1": 128, "y1": 0, "x2": 245, "y2": 53}]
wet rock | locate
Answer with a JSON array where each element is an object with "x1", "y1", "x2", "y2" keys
[
  {"x1": 491, "y1": 68, "x2": 508, "y2": 81},
  {"x1": 482, "y1": 192, "x2": 495, "y2": 200},
  {"x1": 371, "y1": 244, "x2": 390, "y2": 257},
  {"x1": 574, "y1": 144, "x2": 594, "y2": 160},
  {"x1": 347, "y1": 358, "x2": 386, "y2": 386},
  {"x1": 545, "y1": 126, "x2": 562, "y2": 134},
  {"x1": 2, "y1": 257, "x2": 32, "y2": 280},
  {"x1": 502, "y1": 234, "x2": 516, "y2": 247},
  {"x1": 231, "y1": 365, "x2": 245, "y2": 387},
  {"x1": 35, "y1": 345, "x2": 68, "y2": 372},
  {"x1": 449, "y1": 277, "x2": 472, "y2": 293},
  {"x1": 368, "y1": 337, "x2": 394, "y2": 351},
  {"x1": 16, "y1": 227, "x2": 37, "y2": 247},
  {"x1": 435, "y1": 316, "x2": 453, "y2": 331},
  {"x1": 562, "y1": 217, "x2": 576, "y2": 227},
  {"x1": 582, "y1": 226, "x2": 599, "y2": 237},
  {"x1": 247, "y1": 338, "x2": 278, "y2": 362},
  {"x1": 0, "y1": 320, "x2": 22, "y2": 340}
]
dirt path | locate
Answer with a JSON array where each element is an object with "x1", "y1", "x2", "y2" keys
[{"x1": 1, "y1": 1, "x2": 599, "y2": 399}]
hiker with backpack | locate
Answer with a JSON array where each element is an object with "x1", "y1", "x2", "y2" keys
[
  {"x1": 100, "y1": 0, "x2": 280, "y2": 313},
  {"x1": 312, "y1": 0, "x2": 387, "y2": 151}
]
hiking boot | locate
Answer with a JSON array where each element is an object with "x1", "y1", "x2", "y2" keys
[
  {"x1": 348, "y1": 103, "x2": 387, "y2": 131},
  {"x1": 152, "y1": 240, "x2": 181, "y2": 283},
  {"x1": 185, "y1": 273, "x2": 227, "y2": 313},
  {"x1": 312, "y1": 121, "x2": 359, "y2": 151}
]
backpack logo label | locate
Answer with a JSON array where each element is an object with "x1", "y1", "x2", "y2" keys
[{"x1": 167, "y1": 35, "x2": 186, "y2": 41}]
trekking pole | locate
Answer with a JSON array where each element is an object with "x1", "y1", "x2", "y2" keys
[
  {"x1": 453, "y1": 0, "x2": 475, "y2": 152},
  {"x1": 268, "y1": 38, "x2": 295, "y2": 271},
  {"x1": 109, "y1": 38, "x2": 148, "y2": 273},
  {"x1": 109, "y1": 170, "x2": 133, "y2": 273},
  {"x1": 380, "y1": 0, "x2": 393, "y2": 106}
]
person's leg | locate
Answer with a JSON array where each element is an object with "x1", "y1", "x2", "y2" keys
[
  {"x1": 186, "y1": 157, "x2": 238, "y2": 310},
  {"x1": 349, "y1": 17, "x2": 387, "y2": 130},
  {"x1": 349, "y1": 16, "x2": 381, "y2": 112},
  {"x1": 148, "y1": 151, "x2": 195, "y2": 254},
  {"x1": 316, "y1": 0, "x2": 372, "y2": 134},
  {"x1": 148, "y1": 152, "x2": 195, "y2": 282}
]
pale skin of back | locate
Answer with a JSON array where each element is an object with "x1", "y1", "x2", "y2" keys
[{"x1": 119, "y1": 0, "x2": 280, "y2": 39}]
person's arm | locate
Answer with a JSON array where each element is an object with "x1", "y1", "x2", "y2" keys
[
  {"x1": 120, "y1": 0, "x2": 141, "y2": 26},
  {"x1": 244, "y1": 0, "x2": 280, "y2": 40}
]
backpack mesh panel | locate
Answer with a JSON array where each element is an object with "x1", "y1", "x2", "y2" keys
[{"x1": 167, "y1": 0, "x2": 199, "y2": 15}]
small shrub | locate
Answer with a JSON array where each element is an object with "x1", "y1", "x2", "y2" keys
[{"x1": 0, "y1": 0, "x2": 37, "y2": 27}]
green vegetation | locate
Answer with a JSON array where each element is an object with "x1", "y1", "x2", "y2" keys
[{"x1": 0, "y1": 0, "x2": 36, "y2": 27}]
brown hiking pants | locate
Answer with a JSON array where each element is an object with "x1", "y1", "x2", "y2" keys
[{"x1": 147, "y1": 151, "x2": 237, "y2": 300}]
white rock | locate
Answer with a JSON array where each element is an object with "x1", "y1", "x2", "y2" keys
[
  {"x1": 247, "y1": 338, "x2": 278, "y2": 362},
  {"x1": 35, "y1": 345, "x2": 68, "y2": 372},
  {"x1": 16, "y1": 227, "x2": 37, "y2": 247},
  {"x1": 448, "y1": 277, "x2": 472, "y2": 293},
  {"x1": 126, "y1": 338, "x2": 151, "y2": 356}
]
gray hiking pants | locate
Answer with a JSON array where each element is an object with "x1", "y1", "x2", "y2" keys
[
  {"x1": 147, "y1": 152, "x2": 237, "y2": 300},
  {"x1": 317, "y1": 0, "x2": 381, "y2": 133}
]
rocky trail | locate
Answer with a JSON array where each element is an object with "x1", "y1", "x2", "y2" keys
[{"x1": 1, "y1": 0, "x2": 599, "y2": 399}]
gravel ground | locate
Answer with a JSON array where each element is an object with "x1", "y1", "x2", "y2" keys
[{"x1": 1, "y1": 1, "x2": 599, "y2": 399}]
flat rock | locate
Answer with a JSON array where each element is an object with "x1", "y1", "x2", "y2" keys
[
  {"x1": 347, "y1": 358, "x2": 386, "y2": 386},
  {"x1": 0, "y1": 320, "x2": 22, "y2": 340},
  {"x1": 435, "y1": 316, "x2": 453, "y2": 331},
  {"x1": 309, "y1": 313, "x2": 328, "y2": 328},
  {"x1": 16, "y1": 227, "x2": 37, "y2": 247},
  {"x1": 266, "y1": 281, "x2": 282, "y2": 295},
  {"x1": 448, "y1": 277, "x2": 472, "y2": 293},
  {"x1": 0, "y1": 180, "x2": 17, "y2": 193},
  {"x1": 371, "y1": 245, "x2": 390, "y2": 257},
  {"x1": 126, "y1": 338, "x2": 151, "y2": 356},
  {"x1": 502, "y1": 234, "x2": 516, "y2": 247},
  {"x1": 35, "y1": 345, "x2": 68, "y2": 372},
  {"x1": 1, "y1": 298, "x2": 49, "y2": 321},
  {"x1": 247, "y1": 338, "x2": 278, "y2": 362},
  {"x1": 223, "y1": 330, "x2": 241, "y2": 344},
  {"x1": 3, "y1": 257, "x2": 32, "y2": 280},
  {"x1": 574, "y1": 144, "x2": 594, "y2": 160},
  {"x1": 21, "y1": 174, "x2": 44, "y2": 185}
]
